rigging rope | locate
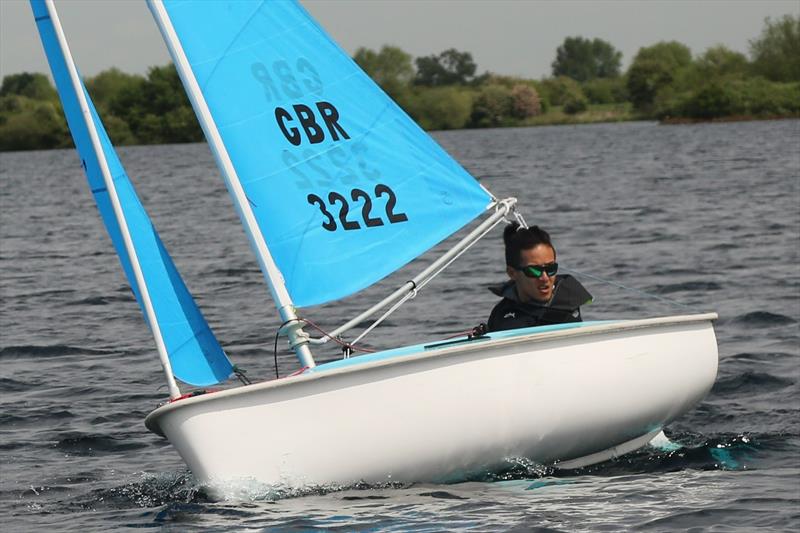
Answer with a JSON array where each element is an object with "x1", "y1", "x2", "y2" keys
[
  {"x1": 273, "y1": 319, "x2": 295, "y2": 379},
  {"x1": 272, "y1": 317, "x2": 378, "y2": 378},
  {"x1": 233, "y1": 365, "x2": 252, "y2": 385},
  {"x1": 349, "y1": 286, "x2": 417, "y2": 347},
  {"x1": 345, "y1": 210, "x2": 508, "y2": 350},
  {"x1": 301, "y1": 318, "x2": 377, "y2": 354},
  {"x1": 561, "y1": 267, "x2": 695, "y2": 311}
]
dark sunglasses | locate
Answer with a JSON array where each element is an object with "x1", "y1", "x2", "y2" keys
[{"x1": 517, "y1": 262, "x2": 558, "y2": 278}]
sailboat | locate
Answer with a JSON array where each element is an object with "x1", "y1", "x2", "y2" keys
[{"x1": 32, "y1": 0, "x2": 718, "y2": 493}]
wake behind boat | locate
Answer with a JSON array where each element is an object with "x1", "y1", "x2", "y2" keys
[{"x1": 31, "y1": 0, "x2": 718, "y2": 494}]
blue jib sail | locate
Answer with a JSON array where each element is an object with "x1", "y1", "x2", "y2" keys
[
  {"x1": 154, "y1": 0, "x2": 494, "y2": 307},
  {"x1": 31, "y1": 0, "x2": 233, "y2": 386}
]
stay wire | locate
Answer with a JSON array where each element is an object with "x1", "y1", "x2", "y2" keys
[
  {"x1": 270, "y1": 205, "x2": 513, "y2": 367},
  {"x1": 272, "y1": 317, "x2": 377, "y2": 378},
  {"x1": 348, "y1": 212, "x2": 508, "y2": 348},
  {"x1": 349, "y1": 288, "x2": 416, "y2": 347},
  {"x1": 301, "y1": 318, "x2": 377, "y2": 354},
  {"x1": 561, "y1": 266, "x2": 695, "y2": 311}
]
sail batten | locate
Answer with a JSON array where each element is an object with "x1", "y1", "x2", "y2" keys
[{"x1": 31, "y1": 0, "x2": 234, "y2": 388}]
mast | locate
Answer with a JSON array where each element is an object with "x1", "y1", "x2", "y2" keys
[
  {"x1": 41, "y1": 0, "x2": 182, "y2": 397},
  {"x1": 147, "y1": 0, "x2": 315, "y2": 369}
]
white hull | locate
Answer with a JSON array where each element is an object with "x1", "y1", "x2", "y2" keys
[{"x1": 146, "y1": 314, "x2": 718, "y2": 491}]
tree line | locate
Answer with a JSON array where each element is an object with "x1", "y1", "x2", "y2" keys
[{"x1": 1, "y1": 14, "x2": 797, "y2": 151}]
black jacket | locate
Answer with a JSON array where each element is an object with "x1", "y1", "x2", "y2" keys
[{"x1": 487, "y1": 275, "x2": 593, "y2": 332}]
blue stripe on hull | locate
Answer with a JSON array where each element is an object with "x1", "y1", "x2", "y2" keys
[{"x1": 311, "y1": 321, "x2": 614, "y2": 373}]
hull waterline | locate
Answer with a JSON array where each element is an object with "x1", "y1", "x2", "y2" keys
[{"x1": 146, "y1": 314, "x2": 718, "y2": 492}]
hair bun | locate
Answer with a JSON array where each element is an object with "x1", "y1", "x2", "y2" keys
[
  {"x1": 503, "y1": 223, "x2": 555, "y2": 266},
  {"x1": 503, "y1": 222, "x2": 521, "y2": 245}
]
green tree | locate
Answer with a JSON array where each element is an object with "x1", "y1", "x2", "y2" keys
[
  {"x1": 109, "y1": 64, "x2": 201, "y2": 144},
  {"x1": 581, "y1": 77, "x2": 628, "y2": 104},
  {"x1": 658, "y1": 78, "x2": 800, "y2": 120},
  {"x1": 354, "y1": 46, "x2": 413, "y2": 86},
  {"x1": 84, "y1": 68, "x2": 145, "y2": 144},
  {"x1": 741, "y1": 79, "x2": 800, "y2": 115},
  {"x1": 86, "y1": 68, "x2": 144, "y2": 112},
  {"x1": 680, "y1": 82, "x2": 741, "y2": 119},
  {"x1": 749, "y1": 14, "x2": 800, "y2": 82},
  {"x1": 0, "y1": 72, "x2": 57, "y2": 101},
  {"x1": 163, "y1": 105, "x2": 203, "y2": 142},
  {"x1": 626, "y1": 41, "x2": 692, "y2": 111},
  {"x1": 405, "y1": 86, "x2": 473, "y2": 130},
  {"x1": 538, "y1": 76, "x2": 585, "y2": 107},
  {"x1": 695, "y1": 45, "x2": 749, "y2": 79},
  {"x1": 470, "y1": 85, "x2": 512, "y2": 127},
  {"x1": 100, "y1": 114, "x2": 137, "y2": 146},
  {"x1": 353, "y1": 45, "x2": 414, "y2": 102},
  {"x1": 0, "y1": 74, "x2": 67, "y2": 150},
  {"x1": 667, "y1": 45, "x2": 749, "y2": 101},
  {"x1": 474, "y1": 74, "x2": 550, "y2": 113},
  {"x1": 563, "y1": 88, "x2": 589, "y2": 115},
  {"x1": 141, "y1": 65, "x2": 192, "y2": 118},
  {"x1": 0, "y1": 96, "x2": 68, "y2": 150},
  {"x1": 415, "y1": 48, "x2": 477, "y2": 86},
  {"x1": 551, "y1": 36, "x2": 622, "y2": 82}
]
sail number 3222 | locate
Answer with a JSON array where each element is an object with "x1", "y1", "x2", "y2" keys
[{"x1": 308, "y1": 184, "x2": 408, "y2": 231}]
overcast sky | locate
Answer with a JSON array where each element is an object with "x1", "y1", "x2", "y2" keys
[{"x1": 2, "y1": 0, "x2": 798, "y2": 81}]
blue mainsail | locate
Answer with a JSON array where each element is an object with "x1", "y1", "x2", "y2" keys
[
  {"x1": 152, "y1": 0, "x2": 494, "y2": 308},
  {"x1": 31, "y1": 0, "x2": 233, "y2": 386}
]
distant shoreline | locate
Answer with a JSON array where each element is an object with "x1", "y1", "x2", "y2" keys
[
  {"x1": 3, "y1": 114, "x2": 799, "y2": 154},
  {"x1": 659, "y1": 114, "x2": 800, "y2": 125},
  {"x1": 521, "y1": 106, "x2": 800, "y2": 128}
]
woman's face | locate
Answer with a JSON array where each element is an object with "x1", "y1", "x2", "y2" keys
[{"x1": 507, "y1": 244, "x2": 557, "y2": 303}]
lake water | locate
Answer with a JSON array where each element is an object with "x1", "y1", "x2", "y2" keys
[{"x1": 1, "y1": 120, "x2": 798, "y2": 531}]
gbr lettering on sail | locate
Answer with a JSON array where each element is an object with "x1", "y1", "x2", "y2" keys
[{"x1": 251, "y1": 58, "x2": 408, "y2": 232}]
